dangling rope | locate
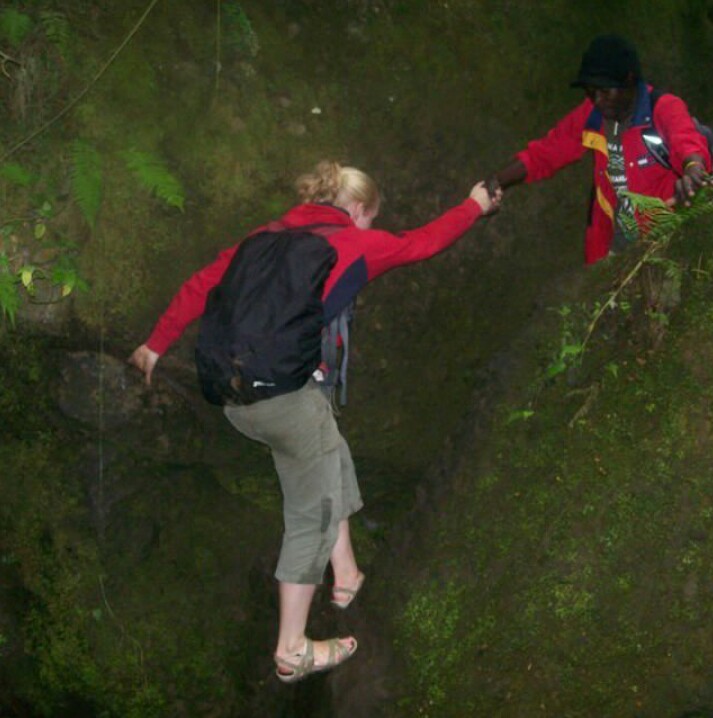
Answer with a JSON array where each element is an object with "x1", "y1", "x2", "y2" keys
[
  {"x1": 215, "y1": 0, "x2": 222, "y2": 92},
  {"x1": 97, "y1": 227, "x2": 106, "y2": 541},
  {"x1": 0, "y1": 0, "x2": 162, "y2": 164},
  {"x1": 87, "y1": 0, "x2": 164, "y2": 542}
]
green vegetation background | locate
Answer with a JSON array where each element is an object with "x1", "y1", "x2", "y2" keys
[{"x1": 2, "y1": 1, "x2": 713, "y2": 716}]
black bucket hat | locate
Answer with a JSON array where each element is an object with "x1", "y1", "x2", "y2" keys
[{"x1": 570, "y1": 34, "x2": 642, "y2": 88}]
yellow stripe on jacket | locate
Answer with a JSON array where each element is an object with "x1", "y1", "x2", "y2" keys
[{"x1": 582, "y1": 130, "x2": 614, "y2": 220}]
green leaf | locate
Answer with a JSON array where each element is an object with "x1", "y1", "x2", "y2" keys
[
  {"x1": 506, "y1": 409, "x2": 535, "y2": 424},
  {"x1": 0, "y1": 9, "x2": 33, "y2": 48},
  {"x1": 51, "y1": 261, "x2": 87, "y2": 297},
  {"x1": 34, "y1": 222, "x2": 46, "y2": 240},
  {"x1": 123, "y1": 150, "x2": 185, "y2": 211},
  {"x1": 19, "y1": 265, "x2": 36, "y2": 288},
  {"x1": 0, "y1": 162, "x2": 34, "y2": 187},
  {"x1": 546, "y1": 360, "x2": 566, "y2": 378},
  {"x1": 0, "y1": 266, "x2": 19, "y2": 326},
  {"x1": 224, "y1": 2, "x2": 260, "y2": 57},
  {"x1": 70, "y1": 140, "x2": 103, "y2": 228},
  {"x1": 39, "y1": 10, "x2": 69, "y2": 55},
  {"x1": 620, "y1": 191, "x2": 669, "y2": 212},
  {"x1": 560, "y1": 344, "x2": 583, "y2": 358}
]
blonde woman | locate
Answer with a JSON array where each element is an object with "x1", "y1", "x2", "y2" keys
[{"x1": 129, "y1": 161, "x2": 500, "y2": 682}]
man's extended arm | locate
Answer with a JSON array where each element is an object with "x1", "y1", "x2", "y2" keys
[
  {"x1": 486, "y1": 99, "x2": 592, "y2": 198},
  {"x1": 486, "y1": 159, "x2": 528, "y2": 196}
]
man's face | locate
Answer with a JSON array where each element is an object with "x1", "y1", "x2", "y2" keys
[{"x1": 585, "y1": 84, "x2": 637, "y2": 122}]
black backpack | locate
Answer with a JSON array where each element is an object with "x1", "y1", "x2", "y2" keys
[
  {"x1": 641, "y1": 89, "x2": 713, "y2": 171},
  {"x1": 195, "y1": 223, "x2": 339, "y2": 406}
]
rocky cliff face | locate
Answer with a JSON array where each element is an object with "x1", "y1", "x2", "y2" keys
[{"x1": 3, "y1": 2, "x2": 713, "y2": 716}]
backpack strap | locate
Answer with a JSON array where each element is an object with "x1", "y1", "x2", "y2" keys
[
  {"x1": 245, "y1": 221, "x2": 347, "y2": 239},
  {"x1": 334, "y1": 308, "x2": 352, "y2": 406},
  {"x1": 320, "y1": 303, "x2": 354, "y2": 407},
  {"x1": 640, "y1": 87, "x2": 675, "y2": 170},
  {"x1": 645, "y1": 87, "x2": 712, "y2": 172}
]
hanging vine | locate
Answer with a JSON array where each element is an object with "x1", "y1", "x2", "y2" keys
[{"x1": 0, "y1": 0, "x2": 187, "y2": 326}]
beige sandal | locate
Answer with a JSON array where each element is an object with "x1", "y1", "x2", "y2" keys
[
  {"x1": 331, "y1": 572, "x2": 365, "y2": 610},
  {"x1": 275, "y1": 637, "x2": 357, "y2": 683},
  {"x1": 275, "y1": 639, "x2": 315, "y2": 684}
]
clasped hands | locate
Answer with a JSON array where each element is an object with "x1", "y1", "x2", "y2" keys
[{"x1": 470, "y1": 179, "x2": 503, "y2": 216}]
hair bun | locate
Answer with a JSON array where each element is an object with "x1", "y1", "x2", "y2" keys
[
  {"x1": 295, "y1": 160, "x2": 379, "y2": 212},
  {"x1": 296, "y1": 161, "x2": 342, "y2": 204}
]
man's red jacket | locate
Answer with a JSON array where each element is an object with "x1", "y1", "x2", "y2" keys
[
  {"x1": 146, "y1": 199, "x2": 483, "y2": 355},
  {"x1": 517, "y1": 82, "x2": 711, "y2": 264}
]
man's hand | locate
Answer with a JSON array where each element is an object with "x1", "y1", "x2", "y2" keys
[
  {"x1": 485, "y1": 175, "x2": 501, "y2": 201},
  {"x1": 484, "y1": 160, "x2": 528, "y2": 202},
  {"x1": 128, "y1": 344, "x2": 160, "y2": 385},
  {"x1": 674, "y1": 156, "x2": 710, "y2": 207}
]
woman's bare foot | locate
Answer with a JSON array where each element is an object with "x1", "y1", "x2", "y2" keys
[
  {"x1": 331, "y1": 571, "x2": 365, "y2": 609},
  {"x1": 275, "y1": 637, "x2": 358, "y2": 682}
]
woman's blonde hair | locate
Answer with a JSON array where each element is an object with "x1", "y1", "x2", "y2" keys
[{"x1": 296, "y1": 161, "x2": 380, "y2": 212}]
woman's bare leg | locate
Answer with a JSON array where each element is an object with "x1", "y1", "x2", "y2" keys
[
  {"x1": 329, "y1": 519, "x2": 363, "y2": 599},
  {"x1": 276, "y1": 581, "x2": 316, "y2": 657}
]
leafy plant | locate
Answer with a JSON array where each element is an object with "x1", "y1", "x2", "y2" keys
[
  {"x1": 0, "y1": 8, "x2": 32, "y2": 48},
  {"x1": 223, "y1": 2, "x2": 259, "y2": 58},
  {"x1": 51, "y1": 253, "x2": 88, "y2": 297},
  {"x1": 39, "y1": 10, "x2": 70, "y2": 56},
  {"x1": 0, "y1": 162, "x2": 33, "y2": 187},
  {"x1": 514, "y1": 187, "x2": 713, "y2": 423},
  {"x1": 0, "y1": 181, "x2": 88, "y2": 322},
  {"x1": 579, "y1": 187, "x2": 713, "y2": 354},
  {"x1": 70, "y1": 140, "x2": 103, "y2": 228},
  {"x1": 506, "y1": 408, "x2": 535, "y2": 424},
  {"x1": 0, "y1": 254, "x2": 20, "y2": 325},
  {"x1": 541, "y1": 188, "x2": 713, "y2": 372},
  {"x1": 123, "y1": 150, "x2": 185, "y2": 211},
  {"x1": 545, "y1": 304, "x2": 584, "y2": 379}
]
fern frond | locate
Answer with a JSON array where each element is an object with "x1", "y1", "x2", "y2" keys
[
  {"x1": 223, "y1": 2, "x2": 260, "y2": 57},
  {"x1": 0, "y1": 9, "x2": 33, "y2": 48},
  {"x1": 0, "y1": 162, "x2": 33, "y2": 187},
  {"x1": 40, "y1": 10, "x2": 70, "y2": 56},
  {"x1": 623, "y1": 192, "x2": 669, "y2": 213},
  {"x1": 0, "y1": 255, "x2": 19, "y2": 326},
  {"x1": 619, "y1": 188, "x2": 713, "y2": 245},
  {"x1": 680, "y1": 185, "x2": 713, "y2": 220},
  {"x1": 123, "y1": 150, "x2": 185, "y2": 211},
  {"x1": 51, "y1": 255, "x2": 87, "y2": 297},
  {"x1": 70, "y1": 140, "x2": 103, "y2": 228},
  {"x1": 619, "y1": 213, "x2": 639, "y2": 239}
]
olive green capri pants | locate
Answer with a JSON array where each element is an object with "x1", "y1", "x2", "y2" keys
[{"x1": 224, "y1": 380, "x2": 363, "y2": 584}]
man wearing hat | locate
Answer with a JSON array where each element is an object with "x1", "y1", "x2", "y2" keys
[{"x1": 486, "y1": 34, "x2": 711, "y2": 264}]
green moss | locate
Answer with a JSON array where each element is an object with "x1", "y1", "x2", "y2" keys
[
  {"x1": 389, "y1": 225, "x2": 713, "y2": 715},
  {"x1": 396, "y1": 580, "x2": 466, "y2": 714},
  {"x1": 4, "y1": 1, "x2": 713, "y2": 715}
]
